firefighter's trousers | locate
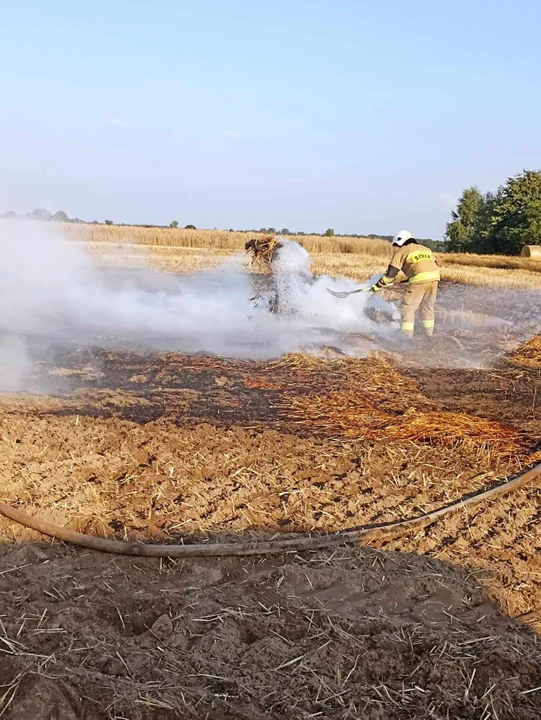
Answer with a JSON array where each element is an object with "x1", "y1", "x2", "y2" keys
[{"x1": 400, "y1": 281, "x2": 438, "y2": 337}]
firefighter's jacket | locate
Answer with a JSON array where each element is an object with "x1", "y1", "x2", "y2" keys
[{"x1": 375, "y1": 243, "x2": 440, "y2": 289}]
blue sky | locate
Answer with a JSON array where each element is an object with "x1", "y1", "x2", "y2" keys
[{"x1": 1, "y1": 0, "x2": 540, "y2": 238}]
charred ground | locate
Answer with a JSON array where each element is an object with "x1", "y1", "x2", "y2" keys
[{"x1": 0, "y1": 332, "x2": 540, "y2": 719}]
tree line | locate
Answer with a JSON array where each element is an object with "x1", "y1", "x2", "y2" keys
[
  {"x1": 2, "y1": 209, "x2": 84, "y2": 223},
  {"x1": 446, "y1": 169, "x2": 541, "y2": 255},
  {"x1": 0, "y1": 209, "x2": 199, "y2": 230},
  {"x1": 3, "y1": 211, "x2": 443, "y2": 245}
]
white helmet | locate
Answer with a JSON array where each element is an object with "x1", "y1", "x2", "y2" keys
[{"x1": 393, "y1": 230, "x2": 413, "y2": 247}]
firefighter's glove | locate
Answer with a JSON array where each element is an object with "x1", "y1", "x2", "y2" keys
[{"x1": 370, "y1": 284, "x2": 380, "y2": 293}]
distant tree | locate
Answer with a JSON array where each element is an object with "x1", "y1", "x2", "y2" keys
[
  {"x1": 489, "y1": 170, "x2": 541, "y2": 254},
  {"x1": 279, "y1": 228, "x2": 291, "y2": 236},
  {"x1": 421, "y1": 238, "x2": 448, "y2": 253},
  {"x1": 91, "y1": 220, "x2": 99, "y2": 224},
  {"x1": 324, "y1": 228, "x2": 335, "y2": 237},
  {"x1": 445, "y1": 187, "x2": 483, "y2": 252},
  {"x1": 267, "y1": 227, "x2": 276, "y2": 234},
  {"x1": 27, "y1": 208, "x2": 52, "y2": 221},
  {"x1": 52, "y1": 210, "x2": 69, "y2": 222},
  {"x1": 104, "y1": 219, "x2": 114, "y2": 225},
  {"x1": 471, "y1": 190, "x2": 500, "y2": 253},
  {"x1": 5, "y1": 210, "x2": 17, "y2": 218},
  {"x1": 185, "y1": 224, "x2": 197, "y2": 230},
  {"x1": 447, "y1": 171, "x2": 541, "y2": 254},
  {"x1": 169, "y1": 220, "x2": 179, "y2": 228}
]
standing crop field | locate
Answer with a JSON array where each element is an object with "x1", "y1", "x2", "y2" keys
[{"x1": 66, "y1": 222, "x2": 541, "y2": 289}]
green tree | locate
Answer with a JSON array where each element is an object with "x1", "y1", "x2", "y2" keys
[
  {"x1": 324, "y1": 228, "x2": 335, "y2": 237},
  {"x1": 489, "y1": 170, "x2": 541, "y2": 254},
  {"x1": 104, "y1": 219, "x2": 113, "y2": 225},
  {"x1": 53, "y1": 210, "x2": 69, "y2": 222},
  {"x1": 169, "y1": 220, "x2": 179, "y2": 228},
  {"x1": 472, "y1": 190, "x2": 500, "y2": 253},
  {"x1": 185, "y1": 224, "x2": 197, "y2": 229},
  {"x1": 279, "y1": 228, "x2": 291, "y2": 235},
  {"x1": 445, "y1": 187, "x2": 483, "y2": 252}
]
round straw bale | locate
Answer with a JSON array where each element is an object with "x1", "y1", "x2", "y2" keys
[{"x1": 520, "y1": 244, "x2": 541, "y2": 258}]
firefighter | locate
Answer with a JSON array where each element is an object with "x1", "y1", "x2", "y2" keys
[{"x1": 370, "y1": 230, "x2": 440, "y2": 337}]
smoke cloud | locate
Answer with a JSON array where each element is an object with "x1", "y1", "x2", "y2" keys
[{"x1": 0, "y1": 220, "x2": 397, "y2": 390}]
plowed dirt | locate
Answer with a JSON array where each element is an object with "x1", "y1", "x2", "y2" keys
[{"x1": 0, "y1": 340, "x2": 540, "y2": 719}]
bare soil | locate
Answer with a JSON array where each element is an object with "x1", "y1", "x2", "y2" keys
[{"x1": 0, "y1": 338, "x2": 540, "y2": 719}]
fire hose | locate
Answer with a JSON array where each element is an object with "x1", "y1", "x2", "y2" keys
[{"x1": 0, "y1": 463, "x2": 539, "y2": 557}]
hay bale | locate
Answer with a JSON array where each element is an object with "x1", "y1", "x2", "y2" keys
[{"x1": 520, "y1": 244, "x2": 541, "y2": 258}]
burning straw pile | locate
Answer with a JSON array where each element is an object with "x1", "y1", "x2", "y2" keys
[
  {"x1": 506, "y1": 334, "x2": 541, "y2": 370},
  {"x1": 252, "y1": 354, "x2": 528, "y2": 460},
  {"x1": 244, "y1": 235, "x2": 285, "y2": 313},
  {"x1": 245, "y1": 235, "x2": 282, "y2": 271}
]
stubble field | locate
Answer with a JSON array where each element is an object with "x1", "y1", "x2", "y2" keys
[{"x1": 0, "y1": 224, "x2": 540, "y2": 719}]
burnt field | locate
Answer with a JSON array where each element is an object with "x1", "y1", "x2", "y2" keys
[{"x1": 0, "y1": 329, "x2": 540, "y2": 719}]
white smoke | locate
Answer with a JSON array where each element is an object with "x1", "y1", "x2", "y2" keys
[
  {"x1": 272, "y1": 239, "x2": 399, "y2": 330},
  {"x1": 0, "y1": 222, "x2": 397, "y2": 389},
  {"x1": 0, "y1": 335, "x2": 33, "y2": 392}
]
